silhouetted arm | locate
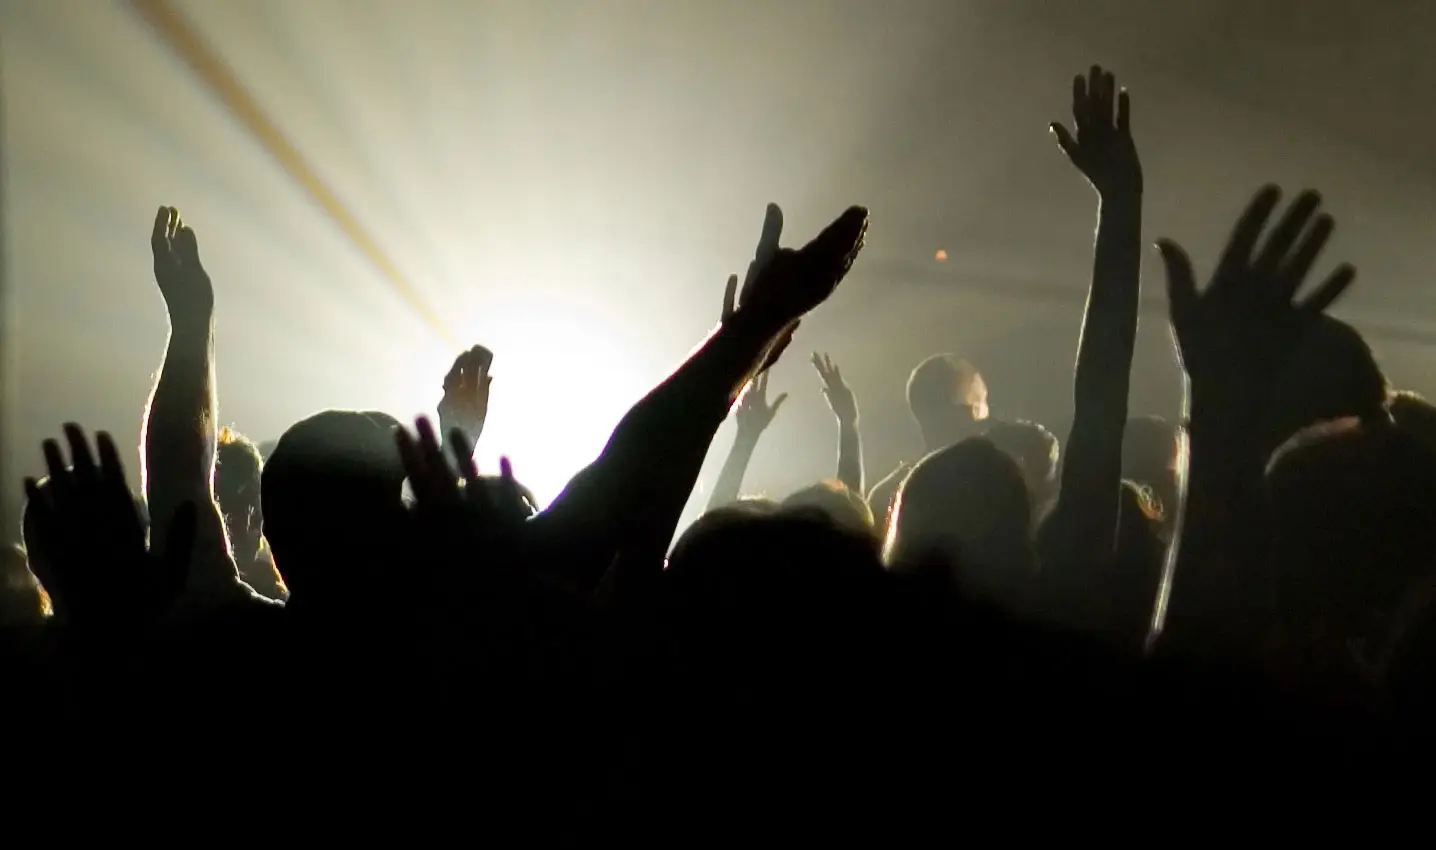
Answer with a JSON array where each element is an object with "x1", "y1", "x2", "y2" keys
[
  {"x1": 813, "y1": 353, "x2": 863, "y2": 494},
  {"x1": 140, "y1": 207, "x2": 237, "y2": 598},
  {"x1": 1150, "y1": 185, "x2": 1357, "y2": 654},
  {"x1": 1037, "y1": 67, "x2": 1143, "y2": 573}
]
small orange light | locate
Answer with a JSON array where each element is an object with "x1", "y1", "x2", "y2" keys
[{"x1": 935, "y1": 249, "x2": 948, "y2": 262}]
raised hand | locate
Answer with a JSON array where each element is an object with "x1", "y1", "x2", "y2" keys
[
  {"x1": 1157, "y1": 186, "x2": 1356, "y2": 407},
  {"x1": 1051, "y1": 65, "x2": 1142, "y2": 197},
  {"x1": 724, "y1": 204, "x2": 801, "y2": 372},
  {"x1": 23, "y1": 425, "x2": 194, "y2": 625},
  {"x1": 811, "y1": 352, "x2": 858, "y2": 425},
  {"x1": 736, "y1": 204, "x2": 868, "y2": 333},
  {"x1": 395, "y1": 417, "x2": 532, "y2": 534},
  {"x1": 151, "y1": 205, "x2": 214, "y2": 320},
  {"x1": 734, "y1": 371, "x2": 787, "y2": 436},
  {"x1": 437, "y1": 344, "x2": 494, "y2": 453}
]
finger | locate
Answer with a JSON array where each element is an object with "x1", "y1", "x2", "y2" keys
[
  {"x1": 1157, "y1": 239, "x2": 1199, "y2": 323},
  {"x1": 95, "y1": 432, "x2": 126, "y2": 482},
  {"x1": 1099, "y1": 70, "x2": 1116, "y2": 124},
  {"x1": 41, "y1": 439, "x2": 68, "y2": 485},
  {"x1": 415, "y1": 416, "x2": 445, "y2": 469},
  {"x1": 473, "y1": 344, "x2": 494, "y2": 373},
  {"x1": 395, "y1": 427, "x2": 424, "y2": 484},
  {"x1": 722, "y1": 273, "x2": 738, "y2": 320},
  {"x1": 1276, "y1": 214, "x2": 1334, "y2": 303},
  {"x1": 1087, "y1": 66, "x2": 1104, "y2": 123},
  {"x1": 811, "y1": 351, "x2": 824, "y2": 376},
  {"x1": 23, "y1": 477, "x2": 45, "y2": 512},
  {"x1": 1071, "y1": 74, "x2": 1087, "y2": 128},
  {"x1": 443, "y1": 352, "x2": 465, "y2": 391},
  {"x1": 449, "y1": 427, "x2": 480, "y2": 483},
  {"x1": 1050, "y1": 123, "x2": 1079, "y2": 161},
  {"x1": 1298, "y1": 263, "x2": 1356, "y2": 318},
  {"x1": 755, "y1": 371, "x2": 768, "y2": 396},
  {"x1": 1117, "y1": 89, "x2": 1131, "y2": 134},
  {"x1": 152, "y1": 206, "x2": 171, "y2": 253},
  {"x1": 63, "y1": 424, "x2": 98, "y2": 484},
  {"x1": 1214, "y1": 185, "x2": 1282, "y2": 285},
  {"x1": 167, "y1": 207, "x2": 180, "y2": 242},
  {"x1": 1254, "y1": 190, "x2": 1321, "y2": 274},
  {"x1": 758, "y1": 203, "x2": 784, "y2": 261},
  {"x1": 770, "y1": 393, "x2": 789, "y2": 417},
  {"x1": 175, "y1": 225, "x2": 201, "y2": 264}
]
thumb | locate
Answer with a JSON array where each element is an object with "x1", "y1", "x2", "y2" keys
[
  {"x1": 1156, "y1": 239, "x2": 1198, "y2": 320},
  {"x1": 770, "y1": 392, "x2": 789, "y2": 416},
  {"x1": 722, "y1": 273, "x2": 738, "y2": 320},
  {"x1": 1050, "y1": 123, "x2": 1078, "y2": 160}
]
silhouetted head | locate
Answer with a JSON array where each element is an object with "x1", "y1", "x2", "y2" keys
[
  {"x1": 215, "y1": 427, "x2": 263, "y2": 550},
  {"x1": 665, "y1": 510, "x2": 889, "y2": 673},
  {"x1": 985, "y1": 419, "x2": 1060, "y2": 513},
  {"x1": 884, "y1": 437, "x2": 1034, "y2": 606},
  {"x1": 0, "y1": 544, "x2": 49, "y2": 626},
  {"x1": 1122, "y1": 415, "x2": 1182, "y2": 524},
  {"x1": 781, "y1": 479, "x2": 876, "y2": 540},
  {"x1": 1266, "y1": 416, "x2": 1436, "y2": 672},
  {"x1": 906, "y1": 355, "x2": 989, "y2": 451},
  {"x1": 1263, "y1": 316, "x2": 1387, "y2": 457},
  {"x1": 261, "y1": 410, "x2": 407, "y2": 605}
]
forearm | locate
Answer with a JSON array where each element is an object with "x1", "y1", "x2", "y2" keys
[
  {"x1": 835, "y1": 419, "x2": 864, "y2": 495},
  {"x1": 535, "y1": 311, "x2": 785, "y2": 586},
  {"x1": 709, "y1": 430, "x2": 762, "y2": 510},
  {"x1": 1152, "y1": 403, "x2": 1268, "y2": 650},
  {"x1": 142, "y1": 313, "x2": 217, "y2": 530},
  {"x1": 1050, "y1": 194, "x2": 1142, "y2": 564}
]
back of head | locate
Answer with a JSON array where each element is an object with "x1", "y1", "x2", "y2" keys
[
  {"x1": 1122, "y1": 416, "x2": 1182, "y2": 520},
  {"x1": 906, "y1": 354, "x2": 988, "y2": 447},
  {"x1": 781, "y1": 479, "x2": 876, "y2": 540},
  {"x1": 985, "y1": 419, "x2": 1060, "y2": 510},
  {"x1": 1266, "y1": 417, "x2": 1436, "y2": 656},
  {"x1": 884, "y1": 437, "x2": 1033, "y2": 604},
  {"x1": 215, "y1": 427, "x2": 263, "y2": 534},
  {"x1": 261, "y1": 410, "x2": 407, "y2": 600},
  {"x1": 1264, "y1": 316, "x2": 1387, "y2": 456}
]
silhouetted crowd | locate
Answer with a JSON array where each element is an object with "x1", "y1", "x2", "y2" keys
[{"x1": 5, "y1": 66, "x2": 1432, "y2": 816}]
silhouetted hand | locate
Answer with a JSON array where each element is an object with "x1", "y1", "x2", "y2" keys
[
  {"x1": 734, "y1": 371, "x2": 787, "y2": 437},
  {"x1": 151, "y1": 205, "x2": 214, "y2": 321},
  {"x1": 437, "y1": 345, "x2": 493, "y2": 453},
  {"x1": 1157, "y1": 186, "x2": 1355, "y2": 408},
  {"x1": 735, "y1": 203, "x2": 868, "y2": 334},
  {"x1": 725, "y1": 204, "x2": 800, "y2": 372},
  {"x1": 23, "y1": 425, "x2": 194, "y2": 625},
  {"x1": 396, "y1": 417, "x2": 532, "y2": 538},
  {"x1": 1051, "y1": 65, "x2": 1142, "y2": 197},
  {"x1": 812, "y1": 352, "x2": 858, "y2": 425}
]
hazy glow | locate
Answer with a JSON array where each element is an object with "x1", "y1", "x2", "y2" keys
[{"x1": 391, "y1": 306, "x2": 650, "y2": 507}]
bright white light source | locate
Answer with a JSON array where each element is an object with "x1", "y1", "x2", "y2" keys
[{"x1": 392, "y1": 305, "x2": 650, "y2": 509}]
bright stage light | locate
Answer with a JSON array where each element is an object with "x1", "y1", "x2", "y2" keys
[{"x1": 390, "y1": 305, "x2": 652, "y2": 509}]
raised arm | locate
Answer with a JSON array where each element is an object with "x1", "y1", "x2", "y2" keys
[
  {"x1": 1150, "y1": 186, "x2": 1356, "y2": 654},
  {"x1": 532, "y1": 204, "x2": 869, "y2": 592},
  {"x1": 140, "y1": 206, "x2": 234, "y2": 594},
  {"x1": 1037, "y1": 66, "x2": 1144, "y2": 573},
  {"x1": 707, "y1": 370, "x2": 787, "y2": 510},
  {"x1": 812, "y1": 352, "x2": 864, "y2": 495}
]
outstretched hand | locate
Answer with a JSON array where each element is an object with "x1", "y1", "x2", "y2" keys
[
  {"x1": 1051, "y1": 65, "x2": 1142, "y2": 198},
  {"x1": 396, "y1": 416, "x2": 532, "y2": 537},
  {"x1": 23, "y1": 425, "x2": 194, "y2": 625},
  {"x1": 437, "y1": 345, "x2": 493, "y2": 453},
  {"x1": 734, "y1": 371, "x2": 787, "y2": 436},
  {"x1": 811, "y1": 352, "x2": 858, "y2": 425},
  {"x1": 151, "y1": 205, "x2": 214, "y2": 321},
  {"x1": 1157, "y1": 185, "x2": 1356, "y2": 409}
]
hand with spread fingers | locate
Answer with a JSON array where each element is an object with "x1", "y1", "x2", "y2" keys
[
  {"x1": 23, "y1": 425, "x2": 194, "y2": 625},
  {"x1": 395, "y1": 416, "x2": 532, "y2": 537},
  {"x1": 1157, "y1": 185, "x2": 1356, "y2": 408},
  {"x1": 733, "y1": 371, "x2": 788, "y2": 437},
  {"x1": 151, "y1": 205, "x2": 215, "y2": 321},
  {"x1": 437, "y1": 345, "x2": 494, "y2": 455},
  {"x1": 1051, "y1": 64, "x2": 1142, "y2": 198},
  {"x1": 812, "y1": 352, "x2": 858, "y2": 426}
]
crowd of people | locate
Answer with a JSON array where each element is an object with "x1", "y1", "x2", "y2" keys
[{"x1": 4, "y1": 64, "x2": 1432, "y2": 809}]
